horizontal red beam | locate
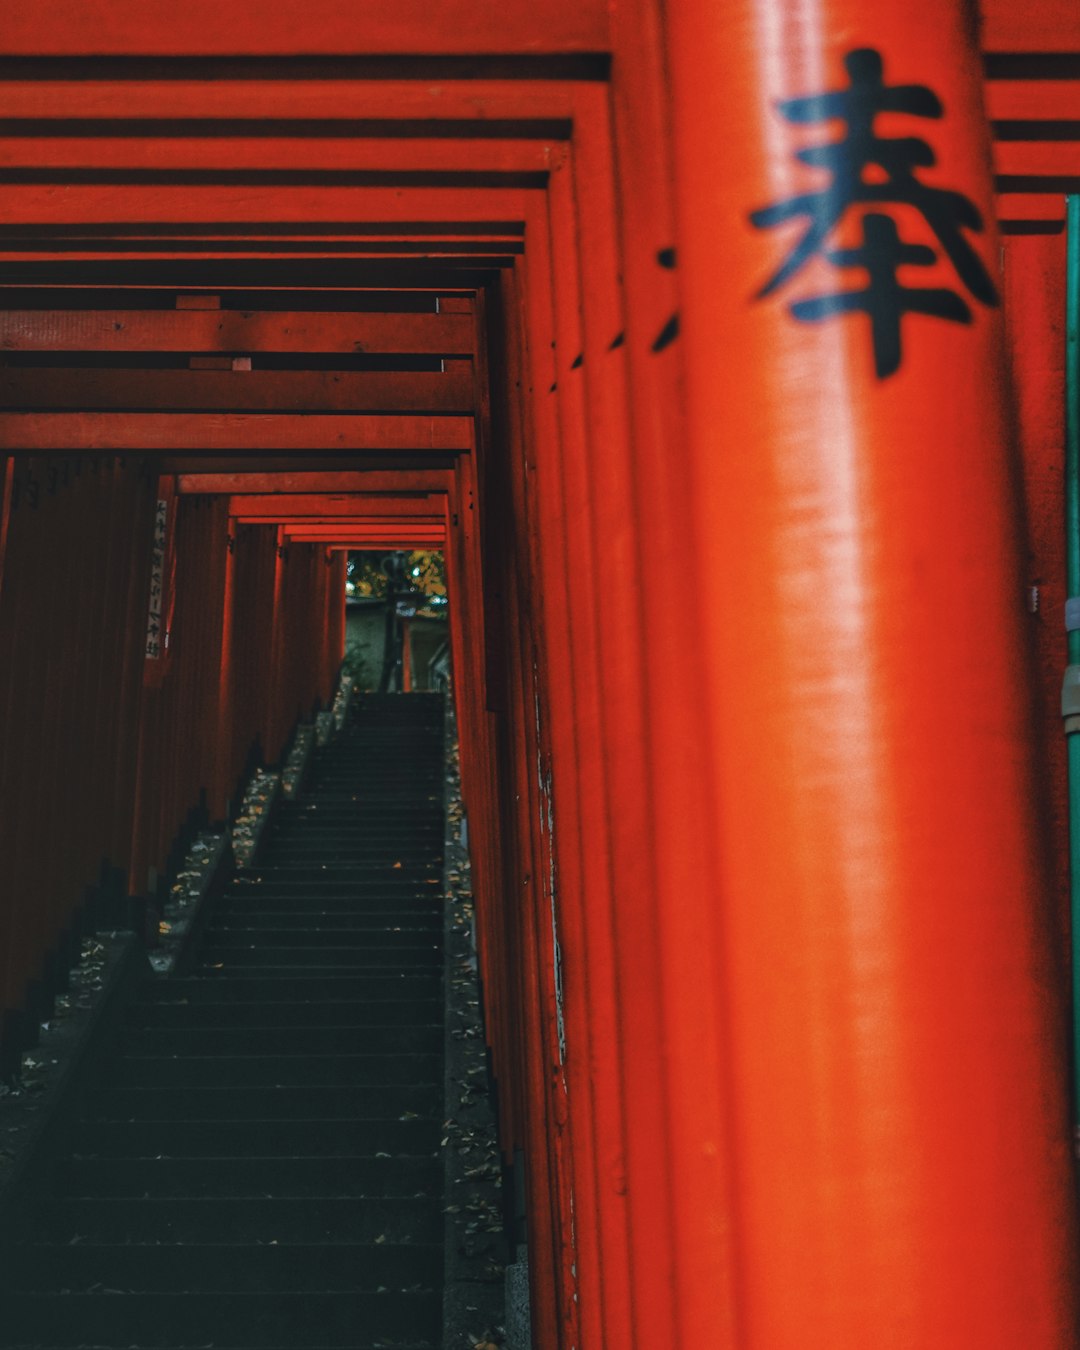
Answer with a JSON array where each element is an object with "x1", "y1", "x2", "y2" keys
[
  {"x1": 0, "y1": 0, "x2": 609, "y2": 54},
  {"x1": 286, "y1": 529, "x2": 446, "y2": 544},
  {"x1": 177, "y1": 469, "x2": 456, "y2": 494},
  {"x1": 994, "y1": 193, "x2": 1067, "y2": 224},
  {"x1": 982, "y1": 0, "x2": 1080, "y2": 50},
  {"x1": 0, "y1": 309, "x2": 474, "y2": 354},
  {"x1": 0, "y1": 185, "x2": 538, "y2": 226},
  {"x1": 987, "y1": 82, "x2": 1080, "y2": 121},
  {"x1": 0, "y1": 412, "x2": 474, "y2": 451},
  {"x1": 995, "y1": 143, "x2": 1080, "y2": 176},
  {"x1": 261, "y1": 513, "x2": 442, "y2": 527},
  {"x1": 0, "y1": 369, "x2": 475, "y2": 413},
  {"x1": 0, "y1": 137, "x2": 557, "y2": 173},
  {"x1": 0, "y1": 248, "x2": 518, "y2": 263},
  {"x1": 0, "y1": 247, "x2": 521, "y2": 264},
  {"x1": 163, "y1": 453, "x2": 461, "y2": 472},
  {"x1": 0, "y1": 80, "x2": 594, "y2": 122},
  {"x1": 229, "y1": 492, "x2": 446, "y2": 516}
]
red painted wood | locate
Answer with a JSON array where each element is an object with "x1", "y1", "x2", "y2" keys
[
  {"x1": 0, "y1": 413, "x2": 475, "y2": 451},
  {"x1": 1002, "y1": 231, "x2": 1071, "y2": 951},
  {"x1": 513, "y1": 207, "x2": 596, "y2": 1350},
  {"x1": 0, "y1": 370, "x2": 476, "y2": 414},
  {"x1": 981, "y1": 0, "x2": 1080, "y2": 50},
  {"x1": 279, "y1": 517, "x2": 444, "y2": 529},
  {"x1": 0, "y1": 185, "x2": 538, "y2": 225},
  {"x1": 0, "y1": 0, "x2": 609, "y2": 55},
  {"x1": 229, "y1": 493, "x2": 446, "y2": 517},
  {"x1": 608, "y1": 5, "x2": 737, "y2": 1343},
  {"x1": 0, "y1": 309, "x2": 475, "y2": 355},
  {"x1": 543, "y1": 142, "x2": 635, "y2": 1350},
  {"x1": 0, "y1": 246, "x2": 513, "y2": 262},
  {"x1": 282, "y1": 529, "x2": 445, "y2": 543},
  {"x1": 178, "y1": 470, "x2": 456, "y2": 494},
  {"x1": 0, "y1": 137, "x2": 557, "y2": 173},
  {"x1": 0, "y1": 78, "x2": 588, "y2": 122},
  {"x1": 667, "y1": 0, "x2": 1080, "y2": 1343},
  {"x1": 568, "y1": 91, "x2": 685, "y2": 1350},
  {"x1": 986, "y1": 81, "x2": 1080, "y2": 121},
  {"x1": 995, "y1": 194, "x2": 1068, "y2": 224},
  {"x1": 996, "y1": 142, "x2": 1080, "y2": 175}
]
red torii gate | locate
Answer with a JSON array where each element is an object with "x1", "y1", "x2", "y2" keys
[{"x1": 0, "y1": 1, "x2": 1078, "y2": 1345}]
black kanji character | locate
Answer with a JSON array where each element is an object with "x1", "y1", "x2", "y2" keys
[
  {"x1": 750, "y1": 47, "x2": 997, "y2": 376},
  {"x1": 790, "y1": 213, "x2": 971, "y2": 377}
]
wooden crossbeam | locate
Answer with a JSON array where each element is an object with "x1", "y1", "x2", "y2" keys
[
  {"x1": 994, "y1": 192, "x2": 1067, "y2": 223},
  {"x1": 0, "y1": 185, "x2": 537, "y2": 225},
  {"x1": 285, "y1": 525, "x2": 446, "y2": 542},
  {"x1": 0, "y1": 246, "x2": 522, "y2": 264},
  {"x1": 286, "y1": 530, "x2": 446, "y2": 545},
  {"x1": 0, "y1": 369, "x2": 475, "y2": 413},
  {"x1": 982, "y1": 0, "x2": 1080, "y2": 50},
  {"x1": 0, "y1": 138, "x2": 556, "y2": 174},
  {"x1": 228, "y1": 492, "x2": 446, "y2": 517},
  {"x1": 266, "y1": 514, "x2": 442, "y2": 527},
  {"x1": 0, "y1": 309, "x2": 474, "y2": 354},
  {"x1": 0, "y1": 412, "x2": 474, "y2": 451},
  {"x1": 163, "y1": 453, "x2": 461, "y2": 473},
  {"x1": 988, "y1": 82, "x2": 1080, "y2": 121},
  {"x1": 177, "y1": 469, "x2": 456, "y2": 494},
  {"x1": 0, "y1": 80, "x2": 590, "y2": 122},
  {"x1": 0, "y1": 2, "x2": 609, "y2": 55},
  {"x1": 995, "y1": 143, "x2": 1080, "y2": 175}
]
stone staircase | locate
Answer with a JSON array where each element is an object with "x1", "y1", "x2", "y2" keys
[{"x1": 0, "y1": 692, "x2": 447, "y2": 1349}]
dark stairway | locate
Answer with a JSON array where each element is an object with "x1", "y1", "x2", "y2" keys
[{"x1": 0, "y1": 692, "x2": 447, "y2": 1350}]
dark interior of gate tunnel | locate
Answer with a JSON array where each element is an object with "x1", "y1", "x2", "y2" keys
[
  {"x1": 0, "y1": 246, "x2": 520, "y2": 1344},
  {"x1": 0, "y1": 680, "x2": 507, "y2": 1350},
  {"x1": 0, "y1": 434, "x2": 506, "y2": 1346}
]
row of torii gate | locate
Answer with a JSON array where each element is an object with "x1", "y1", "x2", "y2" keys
[{"x1": 1, "y1": 0, "x2": 1080, "y2": 1346}]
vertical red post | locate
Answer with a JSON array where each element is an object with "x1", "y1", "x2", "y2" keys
[{"x1": 667, "y1": 1, "x2": 1080, "y2": 1344}]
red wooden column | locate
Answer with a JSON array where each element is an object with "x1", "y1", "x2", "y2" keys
[{"x1": 667, "y1": 2, "x2": 1079, "y2": 1346}]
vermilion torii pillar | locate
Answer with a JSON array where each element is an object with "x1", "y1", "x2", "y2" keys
[{"x1": 666, "y1": 1, "x2": 1080, "y2": 1345}]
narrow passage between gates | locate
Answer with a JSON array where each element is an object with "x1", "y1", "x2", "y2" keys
[{"x1": 0, "y1": 693, "x2": 458, "y2": 1350}]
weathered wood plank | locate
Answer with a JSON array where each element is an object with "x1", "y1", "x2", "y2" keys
[
  {"x1": 0, "y1": 412, "x2": 474, "y2": 451},
  {"x1": 0, "y1": 309, "x2": 474, "y2": 354},
  {"x1": 0, "y1": 369, "x2": 475, "y2": 413}
]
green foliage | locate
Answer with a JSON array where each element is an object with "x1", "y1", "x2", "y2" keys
[{"x1": 346, "y1": 550, "x2": 448, "y2": 616}]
